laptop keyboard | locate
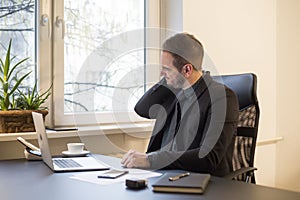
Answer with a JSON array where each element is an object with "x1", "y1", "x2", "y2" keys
[{"x1": 53, "y1": 159, "x2": 83, "y2": 168}]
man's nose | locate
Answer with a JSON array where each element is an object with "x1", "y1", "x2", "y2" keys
[
  {"x1": 160, "y1": 68, "x2": 166, "y2": 77},
  {"x1": 160, "y1": 70, "x2": 164, "y2": 77}
]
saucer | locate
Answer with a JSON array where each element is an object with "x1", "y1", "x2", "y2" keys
[{"x1": 62, "y1": 150, "x2": 90, "y2": 157}]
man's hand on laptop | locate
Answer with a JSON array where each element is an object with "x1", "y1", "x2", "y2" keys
[{"x1": 121, "y1": 149, "x2": 150, "y2": 168}]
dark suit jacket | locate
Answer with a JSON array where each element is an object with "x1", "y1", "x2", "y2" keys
[{"x1": 134, "y1": 72, "x2": 239, "y2": 177}]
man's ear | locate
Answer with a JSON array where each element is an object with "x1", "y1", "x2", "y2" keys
[{"x1": 182, "y1": 64, "x2": 193, "y2": 77}]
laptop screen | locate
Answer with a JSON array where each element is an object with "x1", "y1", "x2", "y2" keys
[{"x1": 32, "y1": 112, "x2": 55, "y2": 169}]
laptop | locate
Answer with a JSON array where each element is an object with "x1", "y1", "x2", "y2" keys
[{"x1": 32, "y1": 112, "x2": 110, "y2": 172}]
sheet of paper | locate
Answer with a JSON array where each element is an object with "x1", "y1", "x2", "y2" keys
[{"x1": 70, "y1": 168, "x2": 162, "y2": 186}]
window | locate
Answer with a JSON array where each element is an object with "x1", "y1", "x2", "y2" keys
[
  {"x1": 0, "y1": 0, "x2": 36, "y2": 90},
  {"x1": 52, "y1": 0, "x2": 147, "y2": 127},
  {"x1": 52, "y1": 0, "x2": 161, "y2": 127},
  {"x1": 1, "y1": 0, "x2": 160, "y2": 128},
  {"x1": 63, "y1": 0, "x2": 145, "y2": 113}
]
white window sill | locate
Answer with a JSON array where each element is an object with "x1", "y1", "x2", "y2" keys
[{"x1": 0, "y1": 121, "x2": 154, "y2": 142}]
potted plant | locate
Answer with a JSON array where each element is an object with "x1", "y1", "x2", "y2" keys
[{"x1": 0, "y1": 39, "x2": 51, "y2": 133}]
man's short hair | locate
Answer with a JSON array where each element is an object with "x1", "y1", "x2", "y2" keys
[{"x1": 162, "y1": 33, "x2": 204, "y2": 71}]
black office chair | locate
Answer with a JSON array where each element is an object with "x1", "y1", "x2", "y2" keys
[{"x1": 212, "y1": 73, "x2": 260, "y2": 183}]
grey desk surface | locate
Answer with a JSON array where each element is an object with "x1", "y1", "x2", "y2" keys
[{"x1": 0, "y1": 155, "x2": 299, "y2": 200}]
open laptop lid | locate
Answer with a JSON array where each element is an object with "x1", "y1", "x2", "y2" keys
[
  {"x1": 32, "y1": 112, "x2": 111, "y2": 172},
  {"x1": 32, "y1": 112, "x2": 55, "y2": 170}
]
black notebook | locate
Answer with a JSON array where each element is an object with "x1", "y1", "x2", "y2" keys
[{"x1": 152, "y1": 172, "x2": 211, "y2": 194}]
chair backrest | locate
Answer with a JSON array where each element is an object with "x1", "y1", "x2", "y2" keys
[{"x1": 212, "y1": 73, "x2": 260, "y2": 183}]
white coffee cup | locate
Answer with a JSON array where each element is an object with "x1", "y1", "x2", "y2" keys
[{"x1": 67, "y1": 143, "x2": 84, "y2": 154}]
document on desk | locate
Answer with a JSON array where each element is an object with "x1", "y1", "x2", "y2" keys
[{"x1": 70, "y1": 168, "x2": 162, "y2": 186}]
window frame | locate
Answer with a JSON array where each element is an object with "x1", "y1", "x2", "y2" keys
[{"x1": 38, "y1": 0, "x2": 162, "y2": 128}]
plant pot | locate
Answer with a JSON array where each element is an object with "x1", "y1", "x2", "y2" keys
[{"x1": 0, "y1": 110, "x2": 48, "y2": 133}]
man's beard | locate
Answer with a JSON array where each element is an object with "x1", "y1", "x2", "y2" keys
[{"x1": 172, "y1": 73, "x2": 186, "y2": 89}]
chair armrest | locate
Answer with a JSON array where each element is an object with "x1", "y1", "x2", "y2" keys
[{"x1": 224, "y1": 167, "x2": 257, "y2": 180}]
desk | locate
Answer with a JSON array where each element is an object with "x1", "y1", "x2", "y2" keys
[{"x1": 0, "y1": 155, "x2": 299, "y2": 200}]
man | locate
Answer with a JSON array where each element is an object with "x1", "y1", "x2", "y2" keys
[{"x1": 121, "y1": 33, "x2": 239, "y2": 176}]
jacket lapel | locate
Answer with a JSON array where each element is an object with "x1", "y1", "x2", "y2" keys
[{"x1": 180, "y1": 72, "x2": 213, "y2": 120}]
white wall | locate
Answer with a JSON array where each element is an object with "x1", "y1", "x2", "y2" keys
[{"x1": 276, "y1": 0, "x2": 300, "y2": 192}]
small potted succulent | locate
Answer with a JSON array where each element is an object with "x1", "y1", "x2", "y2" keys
[{"x1": 0, "y1": 39, "x2": 51, "y2": 133}]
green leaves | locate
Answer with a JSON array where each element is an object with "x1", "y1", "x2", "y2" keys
[
  {"x1": 0, "y1": 39, "x2": 50, "y2": 110},
  {"x1": 16, "y1": 83, "x2": 52, "y2": 110}
]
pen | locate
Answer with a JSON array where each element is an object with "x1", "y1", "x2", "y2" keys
[{"x1": 169, "y1": 172, "x2": 190, "y2": 181}]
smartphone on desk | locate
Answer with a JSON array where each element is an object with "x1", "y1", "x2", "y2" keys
[{"x1": 98, "y1": 169, "x2": 129, "y2": 179}]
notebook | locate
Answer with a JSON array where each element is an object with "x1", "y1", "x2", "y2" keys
[
  {"x1": 32, "y1": 112, "x2": 110, "y2": 172},
  {"x1": 152, "y1": 172, "x2": 211, "y2": 194}
]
